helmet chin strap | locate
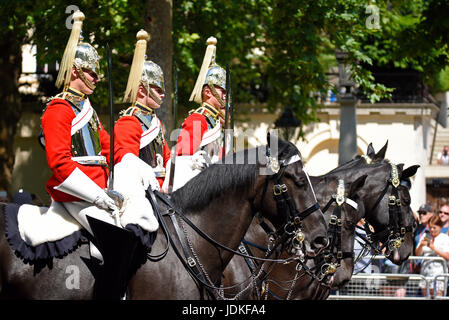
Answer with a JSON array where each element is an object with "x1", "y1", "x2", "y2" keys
[
  {"x1": 75, "y1": 66, "x2": 96, "y2": 90},
  {"x1": 206, "y1": 81, "x2": 225, "y2": 109},
  {"x1": 145, "y1": 83, "x2": 163, "y2": 106}
]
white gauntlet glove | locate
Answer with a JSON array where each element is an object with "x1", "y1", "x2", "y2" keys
[
  {"x1": 143, "y1": 166, "x2": 161, "y2": 192},
  {"x1": 191, "y1": 150, "x2": 209, "y2": 170},
  {"x1": 55, "y1": 167, "x2": 118, "y2": 213},
  {"x1": 161, "y1": 151, "x2": 209, "y2": 192},
  {"x1": 93, "y1": 192, "x2": 118, "y2": 212}
]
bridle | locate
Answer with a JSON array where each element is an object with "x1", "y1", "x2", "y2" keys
[
  {"x1": 253, "y1": 178, "x2": 362, "y2": 300},
  {"x1": 358, "y1": 163, "x2": 416, "y2": 256},
  {"x1": 231, "y1": 149, "x2": 325, "y2": 300},
  {"x1": 254, "y1": 150, "x2": 321, "y2": 261},
  {"x1": 144, "y1": 147, "x2": 322, "y2": 299},
  {"x1": 316, "y1": 178, "x2": 359, "y2": 282}
]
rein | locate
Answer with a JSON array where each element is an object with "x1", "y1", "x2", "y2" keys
[
  {"x1": 359, "y1": 164, "x2": 415, "y2": 255},
  {"x1": 316, "y1": 179, "x2": 358, "y2": 281},
  {"x1": 145, "y1": 150, "x2": 320, "y2": 299}
]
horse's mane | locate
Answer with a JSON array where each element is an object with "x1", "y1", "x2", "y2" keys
[
  {"x1": 171, "y1": 148, "x2": 258, "y2": 212},
  {"x1": 323, "y1": 156, "x2": 391, "y2": 176},
  {"x1": 171, "y1": 138, "x2": 300, "y2": 212}
]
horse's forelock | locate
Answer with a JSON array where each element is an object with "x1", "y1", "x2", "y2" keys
[{"x1": 272, "y1": 139, "x2": 300, "y2": 162}]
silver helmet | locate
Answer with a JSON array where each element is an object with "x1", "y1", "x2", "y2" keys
[
  {"x1": 123, "y1": 30, "x2": 165, "y2": 105},
  {"x1": 73, "y1": 42, "x2": 100, "y2": 75},
  {"x1": 142, "y1": 60, "x2": 164, "y2": 92},
  {"x1": 204, "y1": 65, "x2": 226, "y2": 91},
  {"x1": 190, "y1": 36, "x2": 228, "y2": 105},
  {"x1": 55, "y1": 10, "x2": 101, "y2": 90}
]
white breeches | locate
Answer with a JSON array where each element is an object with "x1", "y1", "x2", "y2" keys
[{"x1": 62, "y1": 201, "x2": 121, "y2": 237}]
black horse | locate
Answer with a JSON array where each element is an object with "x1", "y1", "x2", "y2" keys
[
  {"x1": 0, "y1": 201, "x2": 145, "y2": 299},
  {"x1": 0, "y1": 136, "x2": 327, "y2": 299},
  {"x1": 221, "y1": 174, "x2": 367, "y2": 300},
  {"x1": 221, "y1": 142, "x2": 419, "y2": 300},
  {"x1": 0, "y1": 212, "x2": 96, "y2": 299},
  {"x1": 126, "y1": 137, "x2": 328, "y2": 299}
]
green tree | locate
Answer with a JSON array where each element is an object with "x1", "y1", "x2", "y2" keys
[
  {"x1": 0, "y1": 1, "x2": 34, "y2": 195},
  {"x1": 1, "y1": 0, "x2": 449, "y2": 195},
  {"x1": 174, "y1": 0, "x2": 449, "y2": 135},
  {"x1": 0, "y1": 0, "x2": 173, "y2": 194}
]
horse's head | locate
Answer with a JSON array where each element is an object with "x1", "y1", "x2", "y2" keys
[
  {"x1": 254, "y1": 134, "x2": 328, "y2": 258},
  {"x1": 363, "y1": 162, "x2": 419, "y2": 264},
  {"x1": 348, "y1": 140, "x2": 389, "y2": 167},
  {"x1": 383, "y1": 164, "x2": 419, "y2": 264},
  {"x1": 327, "y1": 175, "x2": 367, "y2": 289}
]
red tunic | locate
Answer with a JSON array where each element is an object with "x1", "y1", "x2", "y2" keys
[
  {"x1": 176, "y1": 113, "x2": 209, "y2": 156},
  {"x1": 42, "y1": 98, "x2": 110, "y2": 202},
  {"x1": 114, "y1": 115, "x2": 170, "y2": 188}
]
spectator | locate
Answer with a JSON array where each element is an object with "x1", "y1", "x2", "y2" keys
[
  {"x1": 415, "y1": 215, "x2": 449, "y2": 298},
  {"x1": 415, "y1": 204, "x2": 434, "y2": 248},
  {"x1": 12, "y1": 189, "x2": 33, "y2": 205},
  {"x1": 437, "y1": 146, "x2": 449, "y2": 165},
  {"x1": 339, "y1": 219, "x2": 375, "y2": 296},
  {"x1": 353, "y1": 219, "x2": 372, "y2": 274},
  {"x1": 0, "y1": 190, "x2": 9, "y2": 203},
  {"x1": 380, "y1": 255, "x2": 410, "y2": 297},
  {"x1": 438, "y1": 204, "x2": 449, "y2": 234}
]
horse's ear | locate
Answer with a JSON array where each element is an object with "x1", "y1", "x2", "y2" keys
[
  {"x1": 366, "y1": 143, "x2": 375, "y2": 159},
  {"x1": 348, "y1": 174, "x2": 367, "y2": 197},
  {"x1": 373, "y1": 140, "x2": 388, "y2": 161},
  {"x1": 267, "y1": 131, "x2": 283, "y2": 146},
  {"x1": 401, "y1": 165, "x2": 420, "y2": 179}
]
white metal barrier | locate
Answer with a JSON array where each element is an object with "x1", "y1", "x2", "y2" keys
[{"x1": 328, "y1": 255, "x2": 449, "y2": 300}]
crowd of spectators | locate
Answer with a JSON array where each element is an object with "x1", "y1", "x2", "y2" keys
[{"x1": 347, "y1": 202, "x2": 449, "y2": 298}]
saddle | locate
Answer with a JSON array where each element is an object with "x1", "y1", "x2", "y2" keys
[
  {"x1": 17, "y1": 201, "x2": 82, "y2": 246},
  {"x1": 5, "y1": 202, "x2": 86, "y2": 263}
]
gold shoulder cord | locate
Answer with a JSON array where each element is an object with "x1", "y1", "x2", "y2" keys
[
  {"x1": 119, "y1": 106, "x2": 138, "y2": 118},
  {"x1": 43, "y1": 87, "x2": 83, "y2": 114},
  {"x1": 193, "y1": 103, "x2": 222, "y2": 122}
]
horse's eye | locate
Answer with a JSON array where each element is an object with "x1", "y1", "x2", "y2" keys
[
  {"x1": 344, "y1": 220, "x2": 355, "y2": 230},
  {"x1": 295, "y1": 177, "x2": 306, "y2": 188}
]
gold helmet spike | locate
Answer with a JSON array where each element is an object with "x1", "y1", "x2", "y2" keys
[
  {"x1": 56, "y1": 10, "x2": 85, "y2": 88},
  {"x1": 189, "y1": 36, "x2": 219, "y2": 104},
  {"x1": 123, "y1": 29, "x2": 149, "y2": 103}
]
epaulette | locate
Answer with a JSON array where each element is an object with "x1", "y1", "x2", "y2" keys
[
  {"x1": 192, "y1": 103, "x2": 222, "y2": 122},
  {"x1": 42, "y1": 92, "x2": 69, "y2": 114},
  {"x1": 45, "y1": 90, "x2": 85, "y2": 112},
  {"x1": 119, "y1": 106, "x2": 138, "y2": 118},
  {"x1": 184, "y1": 107, "x2": 199, "y2": 122}
]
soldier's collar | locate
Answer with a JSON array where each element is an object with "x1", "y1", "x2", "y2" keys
[
  {"x1": 133, "y1": 101, "x2": 154, "y2": 115},
  {"x1": 199, "y1": 102, "x2": 223, "y2": 120},
  {"x1": 63, "y1": 86, "x2": 86, "y2": 100}
]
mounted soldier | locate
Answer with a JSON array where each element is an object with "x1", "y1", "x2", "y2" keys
[
  {"x1": 113, "y1": 29, "x2": 168, "y2": 239},
  {"x1": 39, "y1": 10, "x2": 141, "y2": 298},
  {"x1": 1, "y1": 10, "x2": 154, "y2": 300},
  {"x1": 162, "y1": 36, "x2": 228, "y2": 192},
  {"x1": 40, "y1": 11, "x2": 122, "y2": 260}
]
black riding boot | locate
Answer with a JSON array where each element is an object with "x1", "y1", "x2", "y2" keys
[{"x1": 86, "y1": 216, "x2": 139, "y2": 300}]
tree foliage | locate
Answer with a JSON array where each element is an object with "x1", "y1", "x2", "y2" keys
[
  {"x1": 30, "y1": 0, "x2": 146, "y2": 112},
  {"x1": 0, "y1": 0, "x2": 449, "y2": 193},
  {"x1": 174, "y1": 0, "x2": 449, "y2": 126}
]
